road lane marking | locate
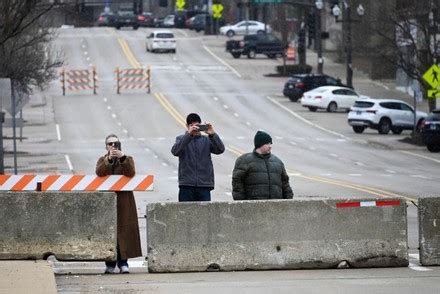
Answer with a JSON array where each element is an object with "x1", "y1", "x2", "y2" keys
[
  {"x1": 400, "y1": 150, "x2": 440, "y2": 164},
  {"x1": 154, "y1": 93, "x2": 186, "y2": 128},
  {"x1": 55, "y1": 124, "x2": 61, "y2": 141},
  {"x1": 64, "y1": 154, "x2": 74, "y2": 173},
  {"x1": 267, "y1": 96, "x2": 350, "y2": 140},
  {"x1": 203, "y1": 45, "x2": 242, "y2": 78}
]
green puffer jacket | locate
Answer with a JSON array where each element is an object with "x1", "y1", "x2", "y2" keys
[{"x1": 232, "y1": 151, "x2": 293, "y2": 200}]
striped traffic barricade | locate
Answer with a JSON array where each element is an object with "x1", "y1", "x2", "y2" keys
[
  {"x1": 60, "y1": 67, "x2": 98, "y2": 96},
  {"x1": 116, "y1": 66, "x2": 151, "y2": 94},
  {"x1": 0, "y1": 174, "x2": 154, "y2": 191}
]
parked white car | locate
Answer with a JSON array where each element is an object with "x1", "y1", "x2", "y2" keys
[
  {"x1": 162, "y1": 14, "x2": 175, "y2": 27},
  {"x1": 348, "y1": 98, "x2": 427, "y2": 134},
  {"x1": 301, "y1": 86, "x2": 360, "y2": 112},
  {"x1": 220, "y1": 21, "x2": 271, "y2": 37},
  {"x1": 146, "y1": 30, "x2": 176, "y2": 53}
]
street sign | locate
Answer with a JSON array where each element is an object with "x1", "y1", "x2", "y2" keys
[
  {"x1": 428, "y1": 89, "x2": 440, "y2": 98},
  {"x1": 3, "y1": 89, "x2": 30, "y2": 116},
  {"x1": 176, "y1": 0, "x2": 185, "y2": 11},
  {"x1": 0, "y1": 78, "x2": 11, "y2": 111},
  {"x1": 212, "y1": 4, "x2": 223, "y2": 19},
  {"x1": 423, "y1": 64, "x2": 440, "y2": 89}
]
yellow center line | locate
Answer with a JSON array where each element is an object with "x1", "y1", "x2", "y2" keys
[{"x1": 114, "y1": 32, "x2": 416, "y2": 202}]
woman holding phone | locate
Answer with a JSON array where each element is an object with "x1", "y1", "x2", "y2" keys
[{"x1": 96, "y1": 134, "x2": 142, "y2": 274}]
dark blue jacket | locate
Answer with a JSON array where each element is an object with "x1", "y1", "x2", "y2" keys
[{"x1": 171, "y1": 132, "x2": 225, "y2": 188}]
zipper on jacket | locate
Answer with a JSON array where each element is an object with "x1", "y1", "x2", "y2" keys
[{"x1": 264, "y1": 158, "x2": 271, "y2": 198}]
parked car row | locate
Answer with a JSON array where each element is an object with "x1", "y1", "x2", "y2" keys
[
  {"x1": 281, "y1": 74, "x2": 439, "y2": 152},
  {"x1": 96, "y1": 11, "x2": 175, "y2": 29}
]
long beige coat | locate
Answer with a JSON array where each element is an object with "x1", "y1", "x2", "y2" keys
[{"x1": 96, "y1": 154, "x2": 142, "y2": 260}]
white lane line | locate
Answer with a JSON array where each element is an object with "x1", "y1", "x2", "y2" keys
[
  {"x1": 349, "y1": 174, "x2": 362, "y2": 177},
  {"x1": 213, "y1": 97, "x2": 219, "y2": 101},
  {"x1": 400, "y1": 150, "x2": 440, "y2": 164},
  {"x1": 355, "y1": 161, "x2": 364, "y2": 166},
  {"x1": 246, "y1": 121, "x2": 251, "y2": 126},
  {"x1": 117, "y1": 122, "x2": 122, "y2": 126},
  {"x1": 329, "y1": 153, "x2": 338, "y2": 158},
  {"x1": 84, "y1": 51, "x2": 88, "y2": 55},
  {"x1": 267, "y1": 96, "x2": 350, "y2": 140},
  {"x1": 162, "y1": 162, "x2": 168, "y2": 166},
  {"x1": 192, "y1": 75, "x2": 197, "y2": 80},
  {"x1": 386, "y1": 169, "x2": 396, "y2": 174},
  {"x1": 290, "y1": 141, "x2": 297, "y2": 145},
  {"x1": 55, "y1": 124, "x2": 61, "y2": 141},
  {"x1": 123, "y1": 129, "x2": 128, "y2": 134},
  {"x1": 411, "y1": 175, "x2": 429, "y2": 179},
  {"x1": 234, "y1": 113, "x2": 239, "y2": 117},
  {"x1": 275, "y1": 136, "x2": 283, "y2": 140},
  {"x1": 107, "y1": 106, "x2": 112, "y2": 110},
  {"x1": 145, "y1": 148, "x2": 150, "y2": 152},
  {"x1": 86, "y1": 57, "x2": 90, "y2": 61},
  {"x1": 89, "y1": 63, "x2": 93, "y2": 67},
  {"x1": 64, "y1": 154, "x2": 74, "y2": 172},
  {"x1": 236, "y1": 136, "x2": 245, "y2": 140},
  {"x1": 112, "y1": 113, "x2": 117, "y2": 118},
  {"x1": 288, "y1": 172, "x2": 302, "y2": 176},
  {"x1": 223, "y1": 104, "x2": 229, "y2": 109},
  {"x1": 203, "y1": 45, "x2": 242, "y2": 78},
  {"x1": 103, "y1": 97, "x2": 108, "y2": 102}
]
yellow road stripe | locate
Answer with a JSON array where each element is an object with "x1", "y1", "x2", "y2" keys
[
  {"x1": 154, "y1": 93, "x2": 187, "y2": 128},
  {"x1": 158, "y1": 93, "x2": 186, "y2": 124},
  {"x1": 113, "y1": 31, "x2": 415, "y2": 201}
]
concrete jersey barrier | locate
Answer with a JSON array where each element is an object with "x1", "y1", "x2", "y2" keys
[
  {"x1": 147, "y1": 198, "x2": 408, "y2": 272},
  {"x1": 0, "y1": 191, "x2": 117, "y2": 260},
  {"x1": 418, "y1": 197, "x2": 440, "y2": 265}
]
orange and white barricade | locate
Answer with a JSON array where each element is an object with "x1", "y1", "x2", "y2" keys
[
  {"x1": 286, "y1": 46, "x2": 296, "y2": 61},
  {"x1": 0, "y1": 175, "x2": 154, "y2": 192},
  {"x1": 60, "y1": 67, "x2": 98, "y2": 95},
  {"x1": 116, "y1": 66, "x2": 151, "y2": 94}
]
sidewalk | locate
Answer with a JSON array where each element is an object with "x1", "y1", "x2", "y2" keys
[{"x1": 0, "y1": 261, "x2": 57, "y2": 294}]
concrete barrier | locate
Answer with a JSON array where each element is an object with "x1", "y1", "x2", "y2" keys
[
  {"x1": 0, "y1": 191, "x2": 117, "y2": 260},
  {"x1": 147, "y1": 198, "x2": 408, "y2": 272},
  {"x1": 418, "y1": 197, "x2": 440, "y2": 266}
]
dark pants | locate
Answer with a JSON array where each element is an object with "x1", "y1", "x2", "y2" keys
[
  {"x1": 179, "y1": 186, "x2": 211, "y2": 202},
  {"x1": 105, "y1": 245, "x2": 128, "y2": 269}
]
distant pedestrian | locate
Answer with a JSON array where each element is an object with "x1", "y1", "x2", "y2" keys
[
  {"x1": 232, "y1": 130, "x2": 293, "y2": 200},
  {"x1": 171, "y1": 113, "x2": 225, "y2": 202},
  {"x1": 96, "y1": 134, "x2": 142, "y2": 274}
]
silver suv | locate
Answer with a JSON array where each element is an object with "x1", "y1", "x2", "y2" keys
[{"x1": 347, "y1": 98, "x2": 427, "y2": 134}]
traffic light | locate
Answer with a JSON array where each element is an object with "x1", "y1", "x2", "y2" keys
[{"x1": 159, "y1": 0, "x2": 168, "y2": 7}]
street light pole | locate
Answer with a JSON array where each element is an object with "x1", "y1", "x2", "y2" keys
[
  {"x1": 315, "y1": 0, "x2": 324, "y2": 74},
  {"x1": 332, "y1": 1, "x2": 364, "y2": 87},
  {"x1": 345, "y1": 5, "x2": 353, "y2": 87}
]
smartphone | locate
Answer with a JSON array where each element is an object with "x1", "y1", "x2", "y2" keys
[
  {"x1": 114, "y1": 141, "x2": 121, "y2": 150},
  {"x1": 198, "y1": 124, "x2": 208, "y2": 132}
]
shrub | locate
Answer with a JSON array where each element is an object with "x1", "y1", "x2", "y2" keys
[{"x1": 275, "y1": 64, "x2": 313, "y2": 76}]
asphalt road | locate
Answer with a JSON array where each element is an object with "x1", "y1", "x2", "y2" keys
[{"x1": 45, "y1": 27, "x2": 440, "y2": 292}]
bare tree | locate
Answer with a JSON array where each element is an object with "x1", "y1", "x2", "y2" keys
[
  {"x1": 0, "y1": 0, "x2": 64, "y2": 93},
  {"x1": 365, "y1": 1, "x2": 439, "y2": 111}
]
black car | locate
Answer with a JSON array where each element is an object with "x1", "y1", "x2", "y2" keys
[
  {"x1": 137, "y1": 12, "x2": 154, "y2": 27},
  {"x1": 192, "y1": 14, "x2": 206, "y2": 32},
  {"x1": 97, "y1": 12, "x2": 116, "y2": 27},
  {"x1": 283, "y1": 74, "x2": 349, "y2": 102},
  {"x1": 115, "y1": 11, "x2": 138, "y2": 30},
  {"x1": 420, "y1": 109, "x2": 440, "y2": 152}
]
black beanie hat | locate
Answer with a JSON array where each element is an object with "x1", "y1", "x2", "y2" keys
[
  {"x1": 254, "y1": 130, "x2": 272, "y2": 149},
  {"x1": 186, "y1": 113, "x2": 201, "y2": 125}
]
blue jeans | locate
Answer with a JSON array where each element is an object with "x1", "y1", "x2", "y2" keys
[
  {"x1": 105, "y1": 245, "x2": 128, "y2": 269},
  {"x1": 179, "y1": 186, "x2": 211, "y2": 202}
]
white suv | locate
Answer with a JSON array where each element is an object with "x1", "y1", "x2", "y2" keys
[{"x1": 348, "y1": 98, "x2": 427, "y2": 134}]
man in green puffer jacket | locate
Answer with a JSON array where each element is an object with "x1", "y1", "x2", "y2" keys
[{"x1": 232, "y1": 130, "x2": 293, "y2": 200}]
